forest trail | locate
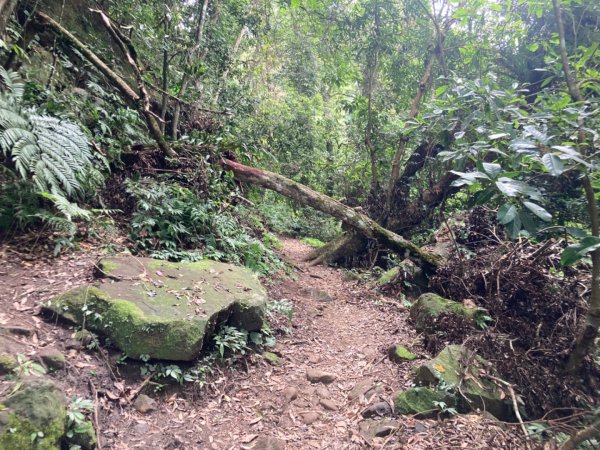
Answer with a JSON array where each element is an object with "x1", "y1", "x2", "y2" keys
[{"x1": 0, "y1": 238, "x2": 523, "y2": 450}]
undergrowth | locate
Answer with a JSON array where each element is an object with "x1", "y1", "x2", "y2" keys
[{"x1": 126, "y1": 179, "x2": 285, "y2": 274}]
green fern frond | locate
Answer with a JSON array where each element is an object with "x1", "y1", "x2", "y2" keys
[
  {"x1": 0, "y1": 67, "x2": 25, "y2": 100},
  {"x1": 38, "y1": 192, "x2": 92, "y2": 222}
]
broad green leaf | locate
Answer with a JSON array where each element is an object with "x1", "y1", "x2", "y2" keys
[
  {"x1": 541, "y1": 154, "x2": 564, "y2": 176},
  {"x1": 435, "y1": 85, "x2": 448, "y2": 96},
  {"x1": 523, "y1": 201, "x2": 552, "y2": 222},
  {"x1": 497, "y1": 203, "x2": 518, "y2": 224},
  {"x1": 482, "y1": 162, "x2": 502, "y2": 179},
  {"x1": 489, "y1": 133, "x2": 509, "y2": 140},
  {"x1": 561, "y1": 236, "x2": 600, "y2": 266},
  {"x1": 505, "y1": 215, "x2": 522, "y2": 239},
  {"x1": 495, "y1": 178, "x2": 542, "y2": 201}
]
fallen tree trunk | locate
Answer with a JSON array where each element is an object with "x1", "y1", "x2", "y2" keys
[{"x1": 221, "y1": 159, "x2": 442, "y2": 268}]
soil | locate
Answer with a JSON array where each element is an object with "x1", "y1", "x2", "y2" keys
[{"x1": 0, "y1": 237, "x2": 527, "y2": 449}]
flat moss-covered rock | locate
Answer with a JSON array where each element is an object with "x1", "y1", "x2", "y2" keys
[
  {"x1": 388, "y1": 345, "x2": 417, "y2": 362},
  {"x1": 409, "y1": 293, "x2": 488, "y2": 332},
  {"x1": 44, "y1": 256, "x2": 267, "y2": 361},
  {"x1": 0, "y1": 378, "x2": 67, "y2": 450},
  {"x1": 393, "y1": 387, "x2": 453, "y2": 418},
  {"x1": 413, "y1": 344, "x2": 512, "y2": 420}
]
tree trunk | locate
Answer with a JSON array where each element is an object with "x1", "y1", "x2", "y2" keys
[
  {"x1": 221, "y1": 159, "x2": 442, "y2": 268},
  {"x1": 0, "y1": 0, "x2": 17, "y2": 36},
  {"x1": 172, "y1": 0, "x2": 210, "y2": 139},
  {"x1": 551, "y1": 0, "x2": 600, "y2": 373}
]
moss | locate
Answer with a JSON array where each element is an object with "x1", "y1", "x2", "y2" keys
[
  {"x1": 301, "y1": 237, "x2": 325, "y2": 248},
  {"x1": 393, "y1": 387, "x2": 453, "y2": 418},
  {"x1": 388, "y1": 345, "x2": 417, "y2": 362},
  {"x1": 0, "y1": 354, "x2": 17, "y2": 376},
  {"x1": 413, "y1": 345, "x2": 512, "y2": 420},
  {"x1": 262, "y1": 352, "x2": 282, "y2": 366},
  {"x1": 377, "y1": 267, "x2": 400, "y2": 286},
  {"x1": 409, "y1": 293, "x2": 488, "y2": 332},
  {"x1": 0, "y1": 379, "x2": 66, "y2": 450}
]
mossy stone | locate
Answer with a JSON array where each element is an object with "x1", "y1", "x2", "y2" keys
[
  {"x1": 388, "y1": 345, "x2": 417, "y2": 362},
  {"x1": 44, "y1": 256, "x2": 267, "y2": 361},
  {"x1": 393, "y1": 387, "x2": 453, "y2": 418},
  {"x1": 0, "y1": 354, "x2": 17, "y2": 376},
  {"x1": 0, "y1": 378, "x2": 67, "y2": 450},
  {"x1": 377, "y1": 267, "x2": 400, "y2": 286},
  {"x1": 262, "y1": 352, "x2": 282, "y2": 366},
  {"x1": 413, "y1": 344, "x2": 512, "y2": 420},
  {"x1": 409, "y1": 293, "x2": 488, "y2": 332}
]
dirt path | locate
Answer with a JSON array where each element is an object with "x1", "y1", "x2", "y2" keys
[{"x1": 0, "y1": 237, "x2": 524, "y2": 449}]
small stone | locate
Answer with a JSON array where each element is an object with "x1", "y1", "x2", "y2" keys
[
  {"x1": 315, "y1": 386, "x2": 331, "y2": 399},
  {"x1": 65, "y1": 339, "x2": 83, "y2": 350},
  {"x1": 362, "y1": 401, "x2": 392, "y2": 418},
  {"x1": 308, "y1": 288, "x2": 332, "y2": 302},
  {"x1": 387, "y1": 345, "x2": 417, "y2": 362},
  {"x1": 133, "y1": 394, "x2": 157, "y2": 414},
  {"x1": 319, "y1": 398, "x2": 337, "y2": 411},
  {"x1": 414, "y1": 422, "x2": 427, "y2": 433},
  {"x1": 306, "y1": 369, "x2": 336, "y2": 384},
  {"x1": 73, "y1": 329, "x2": 95, "y2": 346},
  {"x1": 308, "y1": 354, "x2": 321, "y2": 364},
  {"x1": 252, "y1": 435, "x2": 285, "y2": 450},
  {"x1": 262, "y1": 352, "x2": 282, "y2": 366},
  {"x1": 375, "y1": 423, "x2": 396, "y2": 437},
  {"x1": 283, "y1": 387, "x2": 298, "y2": 403},
  {"x1": 133, "y1": 421, "x2": 150, "y2": 435},
  {"x1": 348, "y1": 380, "x2": 374, "y2": 401},
  {"x1": 359, "y1": 419, "x2": 399, "y2": 441},
  {"x1": 301, "y1": 411, "x2": 320, "y2": 425},
  {"x1": 38, "y1": 348, "x2": 66, "y2": 371}
]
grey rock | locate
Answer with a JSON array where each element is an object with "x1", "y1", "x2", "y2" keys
[
  {"x1": 362, "y1": 401, "x2": 392, "y2": 418},
  {"x1": 38, "y1": 348, "x2": 66, "y2": 371},
  {"x1": 253, "y1": 436, "x2": 285, "y2": 450},
  {"x1": 133, "y1": 394, "x2": 157, "y2": 414},
  {"x1": 306, "y1": 369, "x2": 336, "y2": 384},
  {"x1": 319, "y1": 398, "x2": 337, "y2": 411},
  {"x1": 301, "y1": 411, "x2": 320, "y2": 425}
]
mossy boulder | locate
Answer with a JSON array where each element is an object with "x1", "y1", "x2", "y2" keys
[
  {"x1": 0, "y1": 378, "x2": 67, "y2": 450},
  {"x1": 413, "y1": 345, "x2": 512, "y2": 420},
  {"x1": 388, "y1": 345, "x2": 417, "y2": 362},
  {"x1": 393, "y1": 387, "x2": 454, "y2": 418},
  {"x1": 44, "y1": 256, "x2": 267, "y2": 361},
  {"x1": 409, "y1": 293, "x2": 488, "y2": 332}
]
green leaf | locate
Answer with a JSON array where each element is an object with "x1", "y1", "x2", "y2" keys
[
  {"x1": 561, "y1": 236, "x2": 600, "y2": 266},
  {"x1": 528, "y1": 43, "x2": 539, "y2": 52},
  {"x1": 482, "y1": 162, "x2": 502, "y2": 179},
  {"x1": 497, "y1": 204, "x2": 518, "y2": 224},
  {"x1": 505, "y1": 215, "x2": 522, "y2": 239},
  {"x1": 489, "y1": 133, "x2": 510, "y2": 140},
  {"x1": 541, "y1": 154, "x2": 564, "y2": 176},
  {"x1": 522, "y1": 201, "x2": 552, "y2": 222},
  {"x1": 435, "y1": 85, "x2": 448, "y2": 96}
]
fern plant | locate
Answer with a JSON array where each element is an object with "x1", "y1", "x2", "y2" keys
[{"x1": 0, "y1": 67, "x2": 100, "y2": 198}]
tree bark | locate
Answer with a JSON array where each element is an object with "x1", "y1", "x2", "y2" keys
[
  {"x1": 36, "y1": 11, "x2": 176, "y2": 158},
  {"x1": 0, "y1": 0, "x2": 18, "y2": 36},
  {"x1": 552, "y1": 0, "x2": 600, "y2": 373},
  {"x1": 221, "y1": 159, "x2": 442, "y2": 268}
]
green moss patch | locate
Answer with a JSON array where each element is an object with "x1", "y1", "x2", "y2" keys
[
  {"x1": 409, "y1": 293, "x2": 488, "y2": 332},
  {"x1": 388, "y1": 345, "x2": 417, "y2": 362},
  {"x1": 393, "y1": 387, "x2": 453, "y2": 418}
]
